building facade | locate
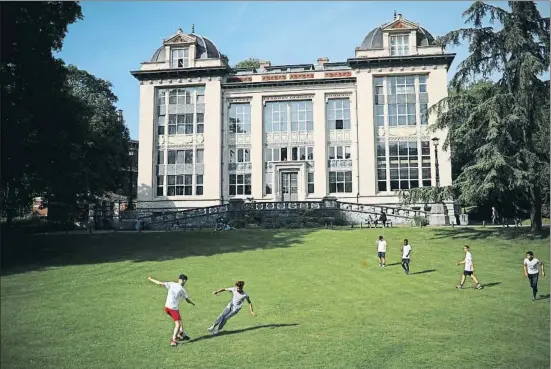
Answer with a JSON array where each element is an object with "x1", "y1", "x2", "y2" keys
[{"x1": 132, "y1": 14, "x2": 454, "y2": 209}]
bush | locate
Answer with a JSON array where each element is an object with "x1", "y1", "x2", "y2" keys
[{"x1": 412, "y1": 216, "x2": 429, "y2": 227}]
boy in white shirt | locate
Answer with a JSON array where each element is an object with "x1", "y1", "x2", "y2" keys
[
  {"x1": 456, "y1": 245, "x2": 482, "y2": 289},
  {"x1": 148, "y1": 274, "x2": 196, "y2": 346},
  {"x1": 377, "y1": 235, "x2": 387, "y2": 267},
  {"x1": 208, "y1": 281, "x2": 256, "y2": 335},
  {"x1": 401, "y1": 239, "x2": 412, "y2": 275},
  {"x1": 523, "y1": 251, "x2": 546, "y2": 301}
]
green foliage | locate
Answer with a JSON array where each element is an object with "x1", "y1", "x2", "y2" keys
[
  {"x1": 399, "y1": 186, "x2": 455, "y2": 205},
  {"x1": 412, "y1": 215, "x2": 429, "y2": 227},
  {"x1": 431, "y1": 1, "x2": 550, "y2": 231},
  {"x1": 1, "y1": 2, "x2": 84, "y2": 222},
  {"x1": 1, "y1": 3, "x2": 130, "y2": 223},
  {"x1": 235, "y1": 58, "x2": 261, "y2": 69}
]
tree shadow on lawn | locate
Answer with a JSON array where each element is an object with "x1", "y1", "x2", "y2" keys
[
  {"x1": 430, "y1": 227, "x2": 549, "y2": 242},
  {"x1": 187, "y1": 323, "x2": 299, "y2": 344},
  {"x1": 0, "y1": 229, "x2": 318, "y2": 276}
]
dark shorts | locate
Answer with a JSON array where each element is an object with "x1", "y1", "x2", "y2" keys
[
  {"x1": 463, "y1": 270, "x2": 473, "y2": 276},
  {"x1": 402, "y1": 258, "x2": 410, "y2": 264},
  {"x1": 378, "y1": 252, "x2": 386, "y2": 258}
]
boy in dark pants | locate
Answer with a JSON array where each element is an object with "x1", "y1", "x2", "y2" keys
[
  {"x1": 401, "y1": 239, "x2": 412, "y2": 275},
  {"x1": 523, "y1": 251, "x2": 545, "y2": 301}
]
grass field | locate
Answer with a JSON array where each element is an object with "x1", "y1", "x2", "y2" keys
[{"x1": 1, "y1": 227, "x2": 549, "y2": 369}]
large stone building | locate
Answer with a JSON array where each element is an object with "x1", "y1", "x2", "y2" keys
[{"x1": 132, "y1": 14, "x2": 454, "y2": 209}]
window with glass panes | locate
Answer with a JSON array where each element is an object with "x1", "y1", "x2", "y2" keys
[
  {"x1": 264, "y1": 100, "x2": 313, "y2": 133},
  {"x1": 329, "y1": 171, "x2": 353, "y2": 193},
  {"x1": 229, "y1": 103, "x2": 251, "y2": 133},
  {"x1": 390, "y1": 34, "x2": 409, "y2": 56},
  {"x1": 328, "y1": 145, "x2": 351, "y2": 160},
  {"x1": 388, "y1": 141, "x2": 419, "y2": 190},
  {"x1": 229, "y1": 148, "x2": 250, "y2": 163},
  {"x1": 387, "y1": 76, "x2": 416, "y2": 126},
  {"x1": 373, "y1": 75, "x2": 428, "y2": 127},
  {"x1": 307, "y1": 173, "x2": 315, "y2": 194},
  {"x1": 156, "y1": 148, "x2": 204, "y2": 196},
  {"x1": 421, "y1": 141, "x2": 432, "y2": 187},
  {"x1": 374, "y1": 78, "x2": 385, "y2": 126},
  {"x1": 171, "y1": 48, "x2": 189, "y2": 68},
  {"x1": 327, "y1": 98, "x2": 351, "y2": 130},
  {"x1": 376, "y1": 140, "x2": 387, "y2": 192},
  {"x1": 157, "y1": 87, "x2": 205, "y2": 135},
  {"x1": 229, "y1": 174, "x2": 251, "y2": 195}
]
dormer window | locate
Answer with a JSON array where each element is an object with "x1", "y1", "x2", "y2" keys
[
  {"x1": 390, "y1": 34, "x2": 409, "y2": 56},
  {"x1": 171, "y1": 48, "x2": 189, "y2": 68}
]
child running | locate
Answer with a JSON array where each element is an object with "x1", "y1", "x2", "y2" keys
[
  {"x1": 523, "y1": 251, "x2": 546, "y2": 301},
  {"x1": 208, "y1": 281, "x2": 256, "y2": 335},
  {"x1": 147, "y1": 274, "x2": 196, "y2": 346}
]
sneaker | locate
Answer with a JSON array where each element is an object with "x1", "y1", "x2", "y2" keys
[
  {"x1": 532, "y1": 296, "x2": 537, "y2": 301},
  {"x1": 207, "y1": 326, "x2": 215, "y2": 332},
  {"x1": 382, "y1": 265, "x2": 385, "y2": 268},
  {"x1": 455, "y1": 285, "x2": 463, "y2": 289},
  {"x1": 170, "y1": 340, "x2": 178, "y2": 347},
  {"x1": 476, "y1": 285, "x2": 483, "y2": 290},
  {"x1": 212, "y1": 329, "x2": 219, "y2": 336}
]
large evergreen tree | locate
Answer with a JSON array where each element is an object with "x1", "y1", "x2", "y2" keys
[{"x1": 431, "y1": 1, "x2": 549, "y2": 231}]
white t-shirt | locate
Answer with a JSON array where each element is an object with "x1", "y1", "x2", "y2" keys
[
  {"x1": 524, "y1": 258, "x2": 541, "y2": 275},
  {"x1": 227, "y1": 287, "x2": 249, "y2": 309},
  {"x1": 164, "y1": 282, "x2": 188, "y2": 310},
  {"x1": 377, "y1": 240, "x2": 387, "y2": 253},
  {"x1": 402, "y1": 244, "x2": 412, "y2": 259},
  {"x1": 464, "y1": 252, "x2": 473, "y2": 272}
]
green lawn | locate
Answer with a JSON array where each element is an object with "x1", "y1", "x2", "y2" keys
[{"x1": 1, "y1": 227, "x2": 549, "y2": 369}]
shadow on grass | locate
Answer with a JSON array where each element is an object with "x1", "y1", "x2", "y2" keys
[
  {"x1": 0, "y1": 229, "x2": 318, "y2": 276},
  {"x1": 387, "y1": 262, "x2": 402, "y2": 266},
  {"x1": 187, "y1": 323, "x2": 299, "y2": 344},
  {"x1": 410, "y1": 269, "x2": 436, "y2": 275},
  {"x1": 539, "y1": 294, "x2": 550, "y2": 300},
  {"x1": 430, "y1": 227, "x2": 549, "y2": 242},
  {"x1": 483, "y1": 282, "x2": 501, "y2": 288}
]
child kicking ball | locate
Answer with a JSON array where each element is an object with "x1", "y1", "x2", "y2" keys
[
  {"x1": 147, "y1": 274, "x2": 196, "y2": 346},
  {"x1": 208, "y1": 281, "x2": 256, "y2": 335}
]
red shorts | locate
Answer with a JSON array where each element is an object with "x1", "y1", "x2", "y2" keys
[{"x1": 164, "y1": 307, "x2": 181, "y2": 321}]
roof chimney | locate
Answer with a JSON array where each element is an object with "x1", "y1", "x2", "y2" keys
[
  {"x1": 259, "y1": 60, "x2": 271, "y2": 69},
  {"x1": 317, "y1": 57, "x2": 329, "y2": 66}
]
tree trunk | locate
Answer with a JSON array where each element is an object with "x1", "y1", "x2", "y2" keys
[{"x1": 530, "y1": 186, "x2": 543, "y2": 232}]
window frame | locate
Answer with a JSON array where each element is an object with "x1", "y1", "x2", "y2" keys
[
  {"x1": 390, "y1": 34, "x2": 409, "y2": 56},
  {"x1": 326, "y1": 98, "x2": 351, "y2": 130},
  {"x1": 171, "y1": 48, "x2": 190, "y2": 68},
  {"x1": 328, "y1": 171, "x2": 353, "y2": 194}
]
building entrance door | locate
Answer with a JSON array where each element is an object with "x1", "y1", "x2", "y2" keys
[{"x1": 281, "y1": 172, "x2": 298, "y2": 201}]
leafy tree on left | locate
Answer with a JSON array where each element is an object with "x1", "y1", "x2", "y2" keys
[{"x1": 1, "y1": 2, "x2": 130, "y2": 224}]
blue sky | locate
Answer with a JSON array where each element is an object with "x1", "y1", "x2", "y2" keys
[{"x1": 57, "y1": 1, "x2": 550, "y2": 139}]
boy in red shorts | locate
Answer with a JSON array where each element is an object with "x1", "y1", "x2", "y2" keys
[{"x1": 148, "y1": 274, "x2": 196, "y2": 346}]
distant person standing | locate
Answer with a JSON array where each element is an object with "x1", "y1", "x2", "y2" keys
[
  {"x1": 491, "y1": 207, "x2": 498, "y2": 225},
  {"x1": 379, "y1": 210, "x2": 388, "y2": 228},
  {"x1": 456, "y1": 246, "x2": 483, "y2": 290},
  {"x1": 377, "y1": 235, "x2": 387, "y2": 268},
  {"x1": 401, "y1": 239, "x2": 412, "y2": 275},
  {"x1": 523, "y1": 251, "x2": 545, "y2": 301}
]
